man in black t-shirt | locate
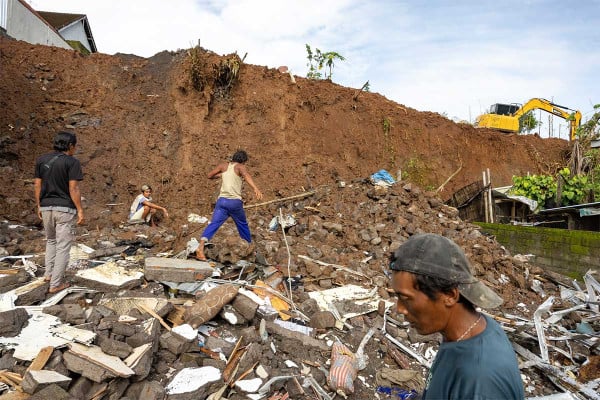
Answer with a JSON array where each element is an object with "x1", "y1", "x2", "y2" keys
[{"x1": 34, "y1": 131, "x2": 84, "y2": 293}]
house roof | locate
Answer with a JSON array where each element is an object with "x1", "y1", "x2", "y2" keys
[
  {"x1": 37, "y1": 11, "x2": 97, "y2": 53},
  {"x1": 37, "y1": 11, "x2": 85, "y2": 30},
  {"x1": 539, "y1": 201, "x2": 600, "y2": 213}
]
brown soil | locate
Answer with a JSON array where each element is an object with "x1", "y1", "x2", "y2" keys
[{"x1": 0, "y1": 36, "x2": 569, "y2": 229}]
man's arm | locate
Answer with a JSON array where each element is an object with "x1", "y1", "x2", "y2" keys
[
  {"x1": 238, "y1": 164, "x2": 263, "y2": 200},
  {"x1": 207, "y1": 163, "x2": 227, "y2": 179},
  {"x1": 69, "y1": 180, "x2": 84, "y2": 225},
  {"x1": 34, "y1": 178, "x2": 42, "y2": 220},
  {"x1": 141, "y1": 199, "x2": 169, "y2": 218}
]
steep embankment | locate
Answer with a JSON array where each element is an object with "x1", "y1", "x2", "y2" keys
[{"x1": 0, "y1": 37, "x2": 569, "y2": 227}]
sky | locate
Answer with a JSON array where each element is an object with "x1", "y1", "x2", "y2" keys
[{"x1": 28, "y1": 0, "x2": 600, "y2": 139}]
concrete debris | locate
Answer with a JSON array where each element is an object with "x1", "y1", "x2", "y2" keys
[
  {"x1": 144, "y1": 257, "x2": 214, "y2": 282},
  {"x1": 0, "y1": 181, "x2": 598, "y2": 398},
  {"x1": 21, "y1": 369, "x2": 71, "y2": 394}
]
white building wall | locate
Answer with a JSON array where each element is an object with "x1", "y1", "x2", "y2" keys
[
  {"x1": 1, "y1": 0, "x2": 8, "y2": 30},
  {"x1": 4, "y1": 0, "x2": 70, "y2": 49},
  {"x1": 60, "y1": 21, "x2": 91, "y2": 52}
]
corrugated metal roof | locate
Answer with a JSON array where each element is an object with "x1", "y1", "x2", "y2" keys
[
  {"x1": 37, "y1": 11, "x2": 85, "y2": 30},
  {"x1": 539, "y1": 201, "x2": 600, "y2": 213}
]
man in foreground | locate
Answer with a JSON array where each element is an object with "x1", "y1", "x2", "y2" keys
[
  {"x1": 195, "y1": 150, "x2": 263, "y2": 261},
  {"x1": 34, "y1": 131, "x2": 84, "y2": 293},
  {"x1": 389, "y1": 233, "x2": 524, "y2": 399}
]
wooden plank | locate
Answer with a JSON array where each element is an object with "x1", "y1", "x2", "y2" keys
[
  {"x1": 25, "y1": 346, "x2": 54, "y2": 374},
  {"x1": 136, "y1": 302, "x2": 171, "y2": 331}
]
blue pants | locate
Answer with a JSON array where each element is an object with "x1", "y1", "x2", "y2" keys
[{"x1": 201, "y1": 197, "x2": 251, "y2": 243}]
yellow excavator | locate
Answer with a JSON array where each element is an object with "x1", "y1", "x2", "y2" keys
[{"x1": 475, "y1": 98, "x2": 582, "y2": 140}]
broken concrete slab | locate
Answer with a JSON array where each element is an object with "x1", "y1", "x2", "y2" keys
[
  {"x1": 22, "y1": 369, "x2": 72, "y2": 394},
  {"x1": 74, "y1": 261, "x2": 144, "y2": 291},
  {"x1": 124, "y1": 380, "x2": 165, "y2": 400},
  {"x1": 160, "y1": 331, "x2": 193, "y2": 355},
  {"x1": 164, "y1": 366, "x2": 221, "y2": 399},
  {"x1": 124, "y1": 343, "x2": 153, "y2": 381},
  {"x1": 144, "y1": 257, "x2": 214, "y2": 283},
  {"x1": 264, "y1": 320, "x2": 329, "y2": 351},
  {"x1": 97, "y1": 335, "x2": 134, "y2": 359},
  {"x1": 0, "y1": 268, "x2": 30, "y2": 294},
  {"x1": 231, "y1": 293, "x2": 259, "y2": 321},
  {"x1": 28, "y1": 383, "x2": 76, "y2": 400},
  {"x1": 126, "y1": 318, "x2": 161, "y2": 352},
  {"x1": 204, "y1": 336, "x2": 235, "y2": 357},
  {"x1": 0, "y1": 311, "x2": 95, "y2": 361},
  {"x1": 63, "y1": 343, "x2": 134, "y2": 383},
  {"x1": 42, "y1": 303, "x2": 86, "y2": 325},
  {"x1": 1, "y1": 278, "x2": 48, "y2": 307},
  {"x1": 67, "y1": 375, "x2": 94, "y2": 399},
  {"x1": 111, "y1": 321, "x2": 136, "y2": 337},
  {"x1": 309, "y1": 310, "x2": 336, "y2": 329},
  {"x1": 308, "y1": 284, "x2": 392, "y2": 322},
  {"x1": 0, "y1": 308, "x2": 29, "y2": 336},
  {"x1": 98, "y1": 296, "x2": 172, "y2": 319}
]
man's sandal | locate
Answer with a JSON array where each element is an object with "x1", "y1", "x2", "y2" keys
[{"x1": 48, "y1": 282, "x2": 71, "y2": 294}]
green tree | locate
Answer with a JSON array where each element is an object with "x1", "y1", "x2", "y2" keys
[
  {"x1": 305, "y1": 44, "x2": 345, "y2": 80},
  {"x1": 305, "y1": 44, "x2": 322, "y2": 79},
  {"x1": 519, "y1": 111, "x2": 539, "y2": 133},
  {"x1": 322, "y1": 51, "x2": 345, "y2": 80}
]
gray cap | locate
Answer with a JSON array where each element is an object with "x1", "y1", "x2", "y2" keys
[
  {"x1": 390, "y1": 233, "x2": 503, "y2": 309},
  {"x1": 141, "y1": 184, "x2": 151, "y2": 192}
]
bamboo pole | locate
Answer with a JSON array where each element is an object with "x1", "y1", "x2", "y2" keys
[
  {"x1": 436, "y1": 164, "x2": 462, "y2": 193},
  {"x1": 482, "y1": 171, "x2": 489, "y2": 223},
  {"x1": 243, "y1": 191, "x2": 316, "y2": 209},
  {"x1": 487, "y1": 168, "x2": 494, "y2": 223}
]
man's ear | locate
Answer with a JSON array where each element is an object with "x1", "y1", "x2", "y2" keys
[{"x1": 443, "y1": 287, "x2": 460, "y2": 306}]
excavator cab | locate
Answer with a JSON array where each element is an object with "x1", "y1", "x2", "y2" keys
[
  {"x1": 475, "y1": 103, "x2": 521, "y2": 132},
  {"x1": 489, "y1": 103, "x2": 520, "y2": 116}
]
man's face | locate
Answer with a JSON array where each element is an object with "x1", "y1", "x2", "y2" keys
[
  {"x1": 391, "y1": 271, "x2": 449, "y2": 335},
  {"x1": 143, "y1": 190, "x2": 152, "y2": 197}
]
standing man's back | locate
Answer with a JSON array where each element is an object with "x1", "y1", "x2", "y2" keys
[{"x1": 34, "y1": 131, "x2": 84, "y2": 293}]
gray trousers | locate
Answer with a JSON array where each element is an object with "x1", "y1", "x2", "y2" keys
[{"x1": 42, "y1": 210, "x2": 76, "y2": 288}]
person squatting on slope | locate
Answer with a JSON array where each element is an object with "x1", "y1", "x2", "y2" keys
[
  {"x1": 389, "y1": 233, "x2": 525, "y2": 400},
  {"x1": 128, "y1": 184, "x2": 169, "y2": 227},
  {"x1": 195, "y1": 150, "x2": 263, "y2": 261},
  {"x1": 34, "y1": 131, "x2": 84, "y2": 294}
]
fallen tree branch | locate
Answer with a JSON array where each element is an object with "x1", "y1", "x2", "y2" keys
[
  {"x1": 244, "y1": 191, "x2": 316, "y2": 209},
  {"x1": 436, "y1": 164, "x2": 462, "y2": 193},
  {"x1": 46, "y1": 98, "x2": 83, "y2": 107},
  {"x1": 353, "y1": 80, "x2": 370, "y2": 101}
]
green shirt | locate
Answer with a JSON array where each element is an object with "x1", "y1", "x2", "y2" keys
[{"x1": 423, "y1": 315, "x2": 525, "y2": 400}]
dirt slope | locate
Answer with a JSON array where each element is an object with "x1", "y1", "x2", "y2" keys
[{"x1": 0, "y1": 36, "x2": 568, "y2": 227}]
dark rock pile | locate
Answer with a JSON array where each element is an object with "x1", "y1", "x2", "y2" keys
[{"x1": 0, "y1": 180, "x2": 597, "y2": 399}]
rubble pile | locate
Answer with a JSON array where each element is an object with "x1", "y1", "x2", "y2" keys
[{"x1": 0, "y1": 180, "x2": 598, "y2": 399}]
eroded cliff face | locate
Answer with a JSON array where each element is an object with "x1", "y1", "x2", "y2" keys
[{"x1": 0, "y1": 37, "x2": 568, "y2": 227}]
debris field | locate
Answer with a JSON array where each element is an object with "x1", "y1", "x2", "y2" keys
[{"x1": 0, "y1": 179, "x2": 598, "y2": 399}]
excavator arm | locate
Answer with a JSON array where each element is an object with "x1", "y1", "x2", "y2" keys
[{"x1": 476, "y1": 98, "x2": 581, "y2": 140}]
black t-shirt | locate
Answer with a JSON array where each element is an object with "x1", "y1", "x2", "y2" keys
[{"x1": 34, "y1": 152, "x2": 84, "y2": 209}]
